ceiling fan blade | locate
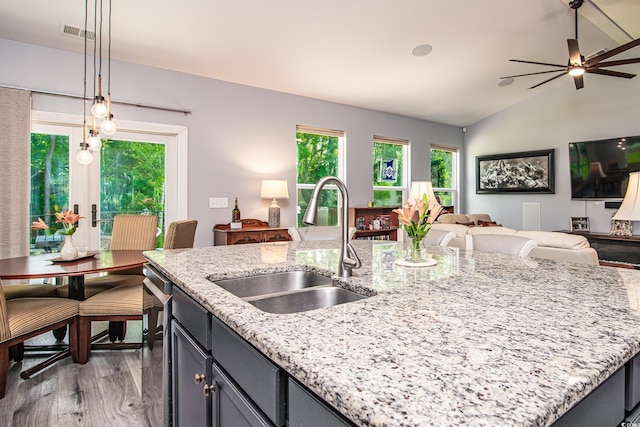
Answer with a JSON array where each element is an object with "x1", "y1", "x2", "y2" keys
[
  {"x1": 586, "y1": 38, "x2": 640, "y2": 66},
  {"x1": 587, "y1": 68, "x2": 636, "y2": 79},
  {"x1": 529, "y1": 72, "x2": 567, "y2": 89},
  {"x1": 573, "y1": 74, "x2": 584, "y2": 90},
  {"x1": 500, "y1": 69, "x2": 566, "y2": 79},
  {"x1": 567, "y1": 39, "x2": 582, "y2": 65},
  {"x1": 591, "y1": 58, "x2": 640, "y2": 68},
  {"x1": 509, "y1": 59, "x2": 568, "y2": 68}
]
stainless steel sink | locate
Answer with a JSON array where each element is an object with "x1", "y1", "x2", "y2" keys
[
  {"x1": 246, "y1": 286, "x2": 366, "y2": 314},
  {"x1": 210, "y1": 270, "x2": 369, "y2": 313},
  {"x1": 211, "y1": 270, "x2": 333, "y2": 298}
]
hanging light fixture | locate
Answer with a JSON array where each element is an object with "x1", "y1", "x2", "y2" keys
[
  {"x1": 78, "y1": 0, "x2": 116, "y2": 163},
  {"x1": 76, "y1": 0, "x2": 93, "y2": 165},
  {"x1": 100, "y1": 0, "x2": 116, "y2": 135},
  {"x1": 90, "y1": 0, "x2": 107, "y2": 120}
]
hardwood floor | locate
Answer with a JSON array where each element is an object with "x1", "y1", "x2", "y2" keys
[{"x1": 0, "y1": 321, "x2": 154, "y2": 426}]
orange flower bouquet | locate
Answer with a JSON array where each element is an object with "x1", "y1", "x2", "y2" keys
[{"x1": 32, "y1": 210, "x2": 84, "y2": 235}]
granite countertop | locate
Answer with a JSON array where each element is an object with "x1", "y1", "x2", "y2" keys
[{"x1": 144, "y1": 240, "x2": 640, "y2": 426}]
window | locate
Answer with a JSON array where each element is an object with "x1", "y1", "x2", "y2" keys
[
  {"x1": 373, "y1": 136, "x2": 408, "y2": 207},
  {"x1": 430, "y1": 145, "x2": 459, "y2": 207},
  {"x1": 296, "y1": 125, "x2": 345, "y2": 226}
]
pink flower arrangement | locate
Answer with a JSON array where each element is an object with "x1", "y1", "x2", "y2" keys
[
  {"x1": 393, "y1": 194, "x2": 443, "y2": 241},
  {"x1": 32, "y1": 210, "x2": 84, "y2": 235}
]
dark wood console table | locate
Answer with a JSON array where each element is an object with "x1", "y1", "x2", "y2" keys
[
  {"x1": 213, "y1": 219, "x2": 292, "y2": 246},
  {"x1": 569, "y1": 231, "x2": 640, "y2": 268}
]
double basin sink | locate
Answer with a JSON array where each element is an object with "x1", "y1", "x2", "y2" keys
[{"x1": 210, "y1": 270, "x2": 367, "y2": 314}]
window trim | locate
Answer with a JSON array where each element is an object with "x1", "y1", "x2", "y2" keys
[
  {"x1": 372, "y1": 136, "x2": 409, "y2": 206},
  {"x1": 430, "y1": 144, "x2": 459, "y2": 208}
]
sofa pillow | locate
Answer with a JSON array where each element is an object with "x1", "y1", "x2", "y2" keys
[
  {"x1": 478, "y1": 220, "x2": 502, "y2": 227},
  {"x1": 436, "y1": 213, "x2": 472, "y2": 225},
  {"x1": 466, "y1": 214, "x2": 493, "y2": 224},
  {"x1": 468, "y1": 226, "x2": 517, "y2": 236},
  {"x1": 430, "y1": 223, "x2": 470, "y2": 238},
  {"x1": 515, "y1": 231, "x2": 590, "y2": 250}
]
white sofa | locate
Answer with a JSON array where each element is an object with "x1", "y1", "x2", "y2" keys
[{"x1": 431, "y1": 213, "x2": 599, "y2": 266}]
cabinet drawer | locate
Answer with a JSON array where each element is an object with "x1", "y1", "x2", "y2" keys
[
  {"x1": 288, "y1": 378, "x2": 353, "y2": 427},
  {"x1": 262, "y1": 230, "x2": 291, "y2": 243},
  {"x1": 211, "y1": 316, "x2": 285, "y2": 426},
  {"x1": 552, "y1": 366, "x2": 625, "y2": 427},
  {"x1": 229, "y1": 232, "x2": 262, "y2": 245},
  {"x1": 173, "y1": 286, "x2": 211, "y2": 351}
]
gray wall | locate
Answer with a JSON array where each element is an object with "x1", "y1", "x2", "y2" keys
[
  {"x1": 465, "y1": 73, "x2": 640, "y2": 234},
  {"x1": 0, "y1": 38, "x2": 463, "y2": 247}
]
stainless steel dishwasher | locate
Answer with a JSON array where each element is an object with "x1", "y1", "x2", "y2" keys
[{"x1": 142, "y1": 263, "x2": 173, "y2": 427}]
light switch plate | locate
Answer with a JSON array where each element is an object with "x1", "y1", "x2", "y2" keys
[{"x1": 209, "y1": 197, "x2": 228, "y2": 208}]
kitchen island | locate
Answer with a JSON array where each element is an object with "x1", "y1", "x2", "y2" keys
[{"x1": 144, "y1": 240, "x2": 640, "y2": 426}]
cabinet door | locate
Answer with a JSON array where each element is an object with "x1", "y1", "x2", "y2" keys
[
  {"x1": 172, "y1": 321, "x2": 213, "y2": 427},
  {"x1": 212, "y1": 362, "x2": 272, "y2": 427}
]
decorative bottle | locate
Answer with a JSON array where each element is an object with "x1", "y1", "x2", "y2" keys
[{"x1": 232, "y1": 198, "x2": 241, "y2": 222}]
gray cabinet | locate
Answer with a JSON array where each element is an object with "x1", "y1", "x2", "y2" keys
[
  {"x1": 288, "y1": 378, "x2": 352, "y2": 427},
  {"x1": 171, "y1": 321, "x2": 212, "y2": 426}
]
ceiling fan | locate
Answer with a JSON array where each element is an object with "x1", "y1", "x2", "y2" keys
[{"x1": 501, "y1": 0, "x2": 640, "y2": 89}]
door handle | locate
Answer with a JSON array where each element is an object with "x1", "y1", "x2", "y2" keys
[
  {"x1": 92, "y1": 204, "x2": 97, "y2": 227},
  {"x1": 74, "y1": 204, "x2": 79, "y2": 229}
]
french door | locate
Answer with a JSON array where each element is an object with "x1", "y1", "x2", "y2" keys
[{"x1": 30, "y1": 111, "x2": 187, "y2": 254}]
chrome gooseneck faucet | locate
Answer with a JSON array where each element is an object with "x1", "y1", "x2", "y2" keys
[{"x1": 302, "y1": 176, "x2": 362, "y2": 278}]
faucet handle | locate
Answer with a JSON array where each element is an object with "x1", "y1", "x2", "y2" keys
[{"x1": 344, "y1": 243, "x2": 362, "y2": 270}]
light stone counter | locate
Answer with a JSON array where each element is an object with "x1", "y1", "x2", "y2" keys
[{"x1": 144, "y1": 240, "x2": 640, "y2": 426}]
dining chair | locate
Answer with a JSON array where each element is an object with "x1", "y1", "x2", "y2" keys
[
  {"x1": 0, "y1": 279, "x2": 80, "y2": 398},
  {"x1": 288, "y1": 226, "x2": 357, "y2": 241},
  {"x1": 78, "y1": 219, "x2": 197, "y2": 361},
  {"x1": 467, "y1": 234, "x2": 538, "y2": 257},
  {"x1": 423, "y1": 229, "x2": 456, "y2": 247}
]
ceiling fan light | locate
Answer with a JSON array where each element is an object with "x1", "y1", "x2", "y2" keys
[{"x1": 569, "y1": 66, "x2": 585, "y2": 76}]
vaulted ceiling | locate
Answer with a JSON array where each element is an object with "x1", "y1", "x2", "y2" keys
[{"x1": 0, "y1": 0, "x2": 638, "y2": 127}]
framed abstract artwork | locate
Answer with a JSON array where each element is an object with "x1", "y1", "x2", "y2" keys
[{"x1": 476, "y1": 149, "x2": 555, "y2": 194}]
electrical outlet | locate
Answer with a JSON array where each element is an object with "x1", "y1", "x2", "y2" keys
[{"x1": 209, "y1": 197, "x2": 228, "y2": 209}]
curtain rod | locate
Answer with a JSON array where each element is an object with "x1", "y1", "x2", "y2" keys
[{"x1": 1, "y1": 84, "x2": 192, "y2": 115}]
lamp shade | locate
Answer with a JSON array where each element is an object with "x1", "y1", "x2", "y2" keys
[
  {"x1": 408, "y1": 181, "x2": 438, "y2": 206},
  {"x1": 260, "y1": 180, "x2": 289, "y2": 200},
  {"x1": 613, "y1": 172, "x2": 640, "y2": 221}
]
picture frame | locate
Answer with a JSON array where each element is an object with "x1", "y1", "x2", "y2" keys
[
  {"x1": 610, "y1": 215, "x2": 633, "y2": 236},
  {"x1": 570, "y1": 217, "x2": 590, "y2": 232},
  {"x1": 476, "y1": 149, "x2": 555, "y2": 194}
]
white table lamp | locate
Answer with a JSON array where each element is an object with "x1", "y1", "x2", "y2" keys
[
  {"x1": 613, "y1": 172, "x2": 640, "y2": 221},
  {"x1": 408, "y1": 181, "x2": 439, "y2": 208},
  {"x1": 260, "y1": 180, "x2": 289, "y2": 228}
]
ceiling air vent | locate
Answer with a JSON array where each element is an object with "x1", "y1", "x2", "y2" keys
[
  {"x1": 59, "y1": 23, "x2": 95, "y2": 41},
  {"x1": 586, "y1": 48, "x2": 608, "y2": 61}
]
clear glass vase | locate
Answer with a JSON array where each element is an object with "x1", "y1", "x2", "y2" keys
[
  {"x1": 405, "y1": 233, "x2": 426, "y2": 263},
  {"x1": 59, "y1": 234, "x2": 78, "y2": 260}
]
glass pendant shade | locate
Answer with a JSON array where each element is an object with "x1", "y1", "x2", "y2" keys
[
  {"x1": 76, "y1": 148, "x2": 93, "y2": 165},
  {"x1": 87, "y1": 129, "x2": 102, "y2": 151},
  {"x1": 91, "y1": 96, "x2": 108, "y2": 118},
  {"x1": 100, "y1": 114, "x2": 117, "y2": 135}
]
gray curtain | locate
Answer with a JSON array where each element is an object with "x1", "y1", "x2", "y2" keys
[{"x1": 0, "y1": 87, "x2": 30, "y2": 259}]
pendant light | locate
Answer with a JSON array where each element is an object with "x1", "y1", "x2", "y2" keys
[
  {"x1": 76, "y1": 0, "x2": 93, "y2": 165},
  {"x1": 100, "y1": 0, "x2": 116, "y2": 135},
  {"x1": 90, "y1": 0, "x2": 107, "y2": 120}
]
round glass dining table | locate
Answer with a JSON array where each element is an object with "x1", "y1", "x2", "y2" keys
[{"x1": 0, "y1": 250, "x2": 147, "y2": 300}]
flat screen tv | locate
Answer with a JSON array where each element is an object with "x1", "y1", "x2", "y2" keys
[{"x1": 569, "y1": 136, "x2": 640, "y2": 200}]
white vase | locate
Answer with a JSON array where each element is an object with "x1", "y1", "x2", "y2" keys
[{"x1": 59, "y1": 234, "x2": 78, "y2": 260}]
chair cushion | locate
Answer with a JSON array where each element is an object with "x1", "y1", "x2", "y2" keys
[
  {"x1": 79, "y1": 285, "x2": 142, "y2": 316},
  {"x1": 4, "y1": 298, "x2": 79, "y2": 342},
  {"x1": 3, "y1": 284, "x2": 58, "y2": 300}
]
